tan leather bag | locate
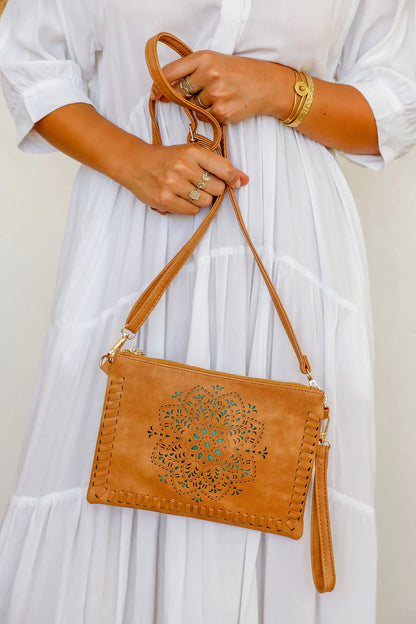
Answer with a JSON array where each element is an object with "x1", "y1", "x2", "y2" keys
[{"x1": 87, "y1": 32, "x2": 336, "y2": 593}]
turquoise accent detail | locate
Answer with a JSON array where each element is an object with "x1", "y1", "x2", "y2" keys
[{"x1": 149, "y1": 385, "x2": 266, "y2": 503}]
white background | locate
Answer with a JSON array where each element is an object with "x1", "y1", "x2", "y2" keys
[{"x1": 0, "y1": 92, "x2": 415, "y2": 622}]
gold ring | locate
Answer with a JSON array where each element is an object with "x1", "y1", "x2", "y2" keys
[
  {"x1": 193, "y1": 92, "x2": 210, "y2": 109},
  {"x1": 188, "y1": 188, "x2": 201, "y2": 201},
  {"x1": 180, "y1": 74, "x2": 199, "y2": 98},
  {"x1": 196, "y1": 170, "x2": 211, "y2": 189}
]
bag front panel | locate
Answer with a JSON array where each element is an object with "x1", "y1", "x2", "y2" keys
[{"x1": 87, "y1": 352, "x2": 324, "y2": 539}]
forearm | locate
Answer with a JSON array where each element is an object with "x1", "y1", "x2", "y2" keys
[
  {"x1": 32, "y1": 101, "x2": 247, "y2": 215},
  {"x1": 33, "y1": 103, "x2": 148, "y2": 187},
  {"x1": 262, "y1": 62, "x2": 380, "y2": 155}
]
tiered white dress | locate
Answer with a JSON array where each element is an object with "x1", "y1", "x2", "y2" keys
[{"x1": 1, "y1": 0, "x2": 416, "y2": 622}]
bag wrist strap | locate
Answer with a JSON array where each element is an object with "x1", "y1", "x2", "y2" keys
[{"x1": 311, "y1": 434, "x2": 336, "y2": 592}]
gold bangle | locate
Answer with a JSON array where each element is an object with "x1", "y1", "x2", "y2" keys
[
  {"x1": 287, "y1": 71, "x2": 315, "y2": 127},
  {"x1": 281, "y1": 69, "x2": 303, "y2": 125},
  {"x1": 282, "y1": 69, "x2": 308, "y2": 125}
]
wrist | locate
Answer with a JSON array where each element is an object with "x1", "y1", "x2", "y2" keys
[
  {"x1": 261, "y1": 62, "x2": 295, "y2": 121},
  {"x1": 109, "y1": 132, "x2": 152, "y2": 189}
]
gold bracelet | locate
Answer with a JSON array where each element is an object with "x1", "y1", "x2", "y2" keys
[
  {"x1": 281, "y1": 69, "x2": 303, "y2": 125},
  {"x1": 287, "y1": 71, "x2": 315, "y2": 127},
  {"x1": 281, "y1": 69, "x2": 308, "y2": 125}
]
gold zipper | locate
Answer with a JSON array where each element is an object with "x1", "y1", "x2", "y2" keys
[
  {"x1": 119, "y1": 348, "x2": 146, "y2": 356},
  {"x1": 117, "y1": 351, "x2": 325, "y2": 395}
]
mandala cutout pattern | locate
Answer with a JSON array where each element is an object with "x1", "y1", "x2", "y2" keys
[{"x1": 148, "y1": 384, "x2": 268, "y2": 503}]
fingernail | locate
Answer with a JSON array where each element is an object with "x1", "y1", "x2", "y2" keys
[{"x1": 233, "y1": 178, "x2": 241, "y2": 189}]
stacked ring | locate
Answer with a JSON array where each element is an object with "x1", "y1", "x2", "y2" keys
[
  {"x1": 179, "y1": 74, "x2": 199, "y2": 98},
  {"x1": 188, "y1": 171, "x2": 211, "y2": 200},
  {"x1": 197, "y1": 170, "x2": 211, "y2": 189},
  {"x1": 193, "y1": 92, "x2": 209, "y2": 109}
]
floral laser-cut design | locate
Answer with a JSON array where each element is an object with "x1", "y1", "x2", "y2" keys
[{"x1": 147, "y1": 384, "x2": 268, "y2": 503}]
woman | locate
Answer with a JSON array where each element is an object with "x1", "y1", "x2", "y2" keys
[{"x1": 0, "y1": 0, "x2": 415, "y2": 622}]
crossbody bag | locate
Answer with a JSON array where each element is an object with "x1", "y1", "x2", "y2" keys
[{"x1": 87, "y1": 32, "x2": 336, "y2": 593}]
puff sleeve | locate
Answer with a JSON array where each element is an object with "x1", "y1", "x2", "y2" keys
[
  {"x1": 335, "y1": 0, "x2": 416, "y2": 170},
  {"x1": 0, "y1": 0, "x2": 103, "y2": 153}
]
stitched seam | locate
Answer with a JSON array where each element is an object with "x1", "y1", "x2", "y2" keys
[
  {"x1": 311, "y1": 482, "x2": 321, "y2": 586},
  {"x1": 316, "y1": 453, "x2": 329, "y2": 586},
  {"x1": 91, "y1": 399, "x2": 322, "y2": 533},
  {"x1": 322, "y1": 451, "x2": 336, "y2": 585},
  {"x1": 286, "y1": 412, "x2": 321, "y2": 532},
  {"x1": 89, "y1": 377, "x2": 124, "y2": 495}
]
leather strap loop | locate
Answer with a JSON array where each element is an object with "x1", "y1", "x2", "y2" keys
[
  {"x1": 311, "y1": 438, "x2": 336, "y2": 592},
  {"x1": 145, "y1": 32, "x2": 223, "y2": 151}
]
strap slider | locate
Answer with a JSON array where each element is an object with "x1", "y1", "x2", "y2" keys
[{"x1": 188, "y1": 123, "x2": 197, "y2": 143}]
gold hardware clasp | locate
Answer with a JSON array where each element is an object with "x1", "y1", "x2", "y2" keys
[
  {"x1": 319, "y1": 412, "x2": 331, "y2": 446},
  {"x1": 188, "y1": 123, "x2": 197, "y2": 143},
  {"x1": 307, "y1": 373, "x2": 328, "y2": 408},
  {"x1": 100, "y1": 327, "x2": 136, "y2": 368}
]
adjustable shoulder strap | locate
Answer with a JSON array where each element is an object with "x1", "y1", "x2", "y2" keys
[{"x1": 0, "y1": 1, "x2": 8, "y2": 18}]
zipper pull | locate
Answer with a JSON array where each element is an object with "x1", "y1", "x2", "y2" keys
[{"x1": 120, "y1": 348, "x2": 146, "y2": 356}]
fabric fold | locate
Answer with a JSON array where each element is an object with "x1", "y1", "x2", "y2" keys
[{"x1": 0, "y1": 487, "x2": 376, "y2": 624}]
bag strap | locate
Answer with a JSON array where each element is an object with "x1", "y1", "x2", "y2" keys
[
  {"x1": 311, "y1": 435, "x2": 336, "y2": 592},
  {"x1": 121, "y1": 31, "x2": 312, "y2": 377}
]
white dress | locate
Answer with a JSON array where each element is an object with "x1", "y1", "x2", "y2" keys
[{"x1": 0, "y1": 1, "x2": 415, "y2": 622}]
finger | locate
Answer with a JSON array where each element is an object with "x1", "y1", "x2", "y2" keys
[
  {"x1": 192, "y1": 92, "x2": 213, "y2": 116},
  {"x1": 150, "y1": 86, "x2": 170, "y2": 103},
  {"x1": 167, "y1": 78, "x2": 212, "y2": 111},
  {"x1": 150, "y1": 207, "x2": 169, "y2": 215},
  {"x1": 190, "y1": 168, "x2": 225, "y2": 197},
  {"x1": 237, "y1": 169, "x2": 250, "y2": 186},
  {"x1": 195, "y1": 147, "x2": 243, "y2": 189},
  {"x1": 181, "y1": 181, "x2": 214, "y2": 208},
  {"x1": 150, "y1": 192, "x2": 201, "y2": 216},
  {"x1": 151, "y1": 53, "x2": 203, "y2": 99}
]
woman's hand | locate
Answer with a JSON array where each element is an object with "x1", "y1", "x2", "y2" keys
[
  {"x1": 32, "y1": 103, "x2": 249, "y2": 217},
  {"x1": 122, "y1": 140, "x2": 249, "y2": 216},
  {"x1": 150, "y1": 51, "x2": 381, "y2": 156},
  {"x1": 150, "y1": 50, "x2": 285, "y2": 124}
]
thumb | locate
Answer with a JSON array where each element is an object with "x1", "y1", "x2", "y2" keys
[{"x1": 237, "y1": 169, "x2": 249, "y2": 186}]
